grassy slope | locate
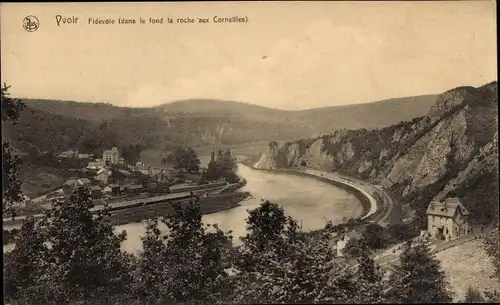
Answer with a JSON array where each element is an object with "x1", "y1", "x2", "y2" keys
[{"x1": 436, "y1": 238, "x2": 500, "y2": 301}]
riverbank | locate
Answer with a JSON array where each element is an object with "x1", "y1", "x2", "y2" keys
[
  {"x1": 108, "y1": 191, "x2": 250, "y2": 226},
  {"x1": 3, "y1": 177, "x2": 249, "y2": 231}
]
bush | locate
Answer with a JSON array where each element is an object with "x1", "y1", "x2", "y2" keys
[
  {"x1": 464, "y1": 287, "x2": 484, "y2": 303},
  {"x1": 3, "y1": 229, "x2": 19, "y2": 245},
  {"x1": 387, "y1": 223, "x2": 420, "y2": 243},
  {"x1": 361, "y1": 223, "x2": 389, "y2": 250},
  {"x1": 343, "y1": 237, "x2": 363, "y2": 257}
]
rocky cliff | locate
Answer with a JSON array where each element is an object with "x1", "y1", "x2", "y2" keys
[{"x1": 255, "y1": 81, "x2": 499, "y2": 226}]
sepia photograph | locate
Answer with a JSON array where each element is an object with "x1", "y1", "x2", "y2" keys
[{"x1": 1, "y1": 1, "x2": 498, "y2": 304}]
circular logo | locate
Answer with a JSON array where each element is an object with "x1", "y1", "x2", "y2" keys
[{"x1": 23, "y1": 15, "x2": 39, "y2": 32}]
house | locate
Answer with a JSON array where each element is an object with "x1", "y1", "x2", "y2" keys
[
  {"x1": 336, "y1": 235, "x2": 351, "y2": 257},
  {"x1": 77, "y1": 178, "x2": 92, "y2": 189},
  {"x1": 90, "y1": 185, "x2": 102, "y2": 199},
  {"x1": 77, "y1": 153, "x2": 90, "y2": 160},
  {"x1": 86, "y1": 159, "x2": 106, "y2": 171},
  {"x1": 62, "y1": 179, "x2": 79, "y2": 196},
  {"x1": 427, "y1": 197, "x2": 470, "y2": 241},
  {"x1": 102, "y1": 184, "x2": 120, "y2": 196},
  {"x1": 118, "y1": 157, "x2": 125, "y2": 164},
  {"x1": 94, "y1": 168, "x2": 112, "y2": 184},
  {"x1": 81, "y1": 168, "x2": 90, "y2": 176},
  {"x1": 103, "y1": 185, "x2": 112, "y2": 195},
  {"x1": 58, "y1": 149, "x2": 78, "y2": 159},
  {"x1": 103, "y1": 147, "x2": 120, "y2": 164},
  {"x1": 128, "y1": 184, "x2": 144, "y2": 194},
  {"x1": 109, "y1": 184, "x2": 120, "y2": 196},
  {"x1": 134, "y1": 161, "x2": 151, "y2": 175}
]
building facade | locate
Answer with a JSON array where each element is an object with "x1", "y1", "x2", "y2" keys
[
  {"x1": 103, "y1": 147, "x2": 120, "y2": 164},
  {"x1": 94, "y1": 168, "x2": 112, "y2": 184},
  {"x1": 426, "y1": 197, "x2": 470, "y2": 241}
]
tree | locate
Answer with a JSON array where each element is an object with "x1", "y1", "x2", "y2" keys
[
  {"x1": 132, "y1": 218, "x2": 170, "y2": 303},
  {"x1": 232, "y1": 200, "x2": 358, "y2": 304},
  {"x1": 387, "y1": 223, "x2": 420, "y2": 243},
  {"x1": 134, "y1": 197, "x2": 232, "y2": 304},
  {"x1": 483, "y1": 229, "x2": 500, "y2": 280},
  {"x1": 36, "y1": 187, "x2": 134, "y2": 304},
  {"x1": 184, "y1": 147, "x2": 201, "y2": 173},
  {"x1": 351, "y1": 239, "x2": 387, "y2": 303},
  {"x1": 238, "y1": 200, "x2": 288, "y2": 265},
  {"x1": 1, "y1": 83, "x2": 25, "y2": 123},
  {"x1": 2, "y1": 83, "x2": 26, "y2": 218},
  {"x1": 343, "y1": 237, "x2": 364, "y2": 258},
  {"x1": 386, "y1": 239, "x2": 453, "y2": 303},
  {"x1": 356, "y1": 239, "x2": 381, "y2": 283},
  {"x1": 121, "y1": 143, "x2": 143, "y2": 165},
  {"x1": 204, "y1": 148, "x2": 238, "y2": 182},
  {"x1": 205, "y1": 150, "x2": 218, "y2": 181},
  {"x1": 161, "y1": 197, "x2": 231, "y2": 303},
  {"x1": 2, "y1": 143, "x2": 23, "y2": 218},
  {"x1": 4, "y1": 217, "x2": 49, "y2": 303},
  {"x1": 172, "y1": 147, "x2": 201, "y2": 173},
  {"x1": 362, "y1": 223, "x2": 389, "y2": 250}
]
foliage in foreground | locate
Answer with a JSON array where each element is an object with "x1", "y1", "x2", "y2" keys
[
  {"x1": 2, "y1": 82, "x2": 26, "y2": 218},
  {"x1": 385, "y1": 239, "x2": 454, "y2": 303},
  {"x1": 483, "y1": 229, "x2": 500, "y2": 280},
  {"x1": 5, "y1": 192, "x2": 473, "y2": 305}
]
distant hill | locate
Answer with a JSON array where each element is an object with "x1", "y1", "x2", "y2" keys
[
  {"x1": 3, "y1": 91, "x2": 440, "y2": 198},
  {"x1": 16, "y1": 94, "x2": 438, "y2": 154}
]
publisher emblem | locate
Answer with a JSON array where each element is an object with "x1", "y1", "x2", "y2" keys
[{"x1": 23, "y1": 15, "x2": 39, "y2": 32}]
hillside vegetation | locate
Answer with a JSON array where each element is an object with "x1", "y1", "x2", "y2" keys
[
  {"x1": 12, "y1": 94, "x2": 437, "y2": 154},
  {"x1": 255, "y1": 81, "x2": 499, "y2": 227},
  {"x1": 0, "y1": 91, "x2": 439, "y2": 199}
]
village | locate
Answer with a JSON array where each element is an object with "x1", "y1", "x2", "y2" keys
[{"x1": 13, "y1": 146, "x2": 238, "y2": 213}]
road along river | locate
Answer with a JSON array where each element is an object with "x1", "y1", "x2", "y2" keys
[{"x1": 4, "y1": 164, "x2": 365, "y2": 254}]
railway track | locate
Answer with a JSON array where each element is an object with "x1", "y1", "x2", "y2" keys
[{"x1": 368, "y1": 186, "x2": 393, "y2": 225}]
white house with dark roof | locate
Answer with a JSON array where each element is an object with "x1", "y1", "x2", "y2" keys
[
  {"x1": 103, "y1": 147, "x2": 120, "y2": 164},
  {"x1": 426, "y1": 197, "x2": 470, "y2": 241}
]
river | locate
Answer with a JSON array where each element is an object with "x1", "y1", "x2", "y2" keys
[
  {"x1": 3, "y1": 164, "x2": 363, "y2": 254},
  {"x1": 118, "y1": 163, "x2": 363, "y2": 254}
]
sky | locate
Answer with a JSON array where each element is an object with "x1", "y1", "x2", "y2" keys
[{"x1": 1, "y1": 1, "x2": 497, "y2": 110}]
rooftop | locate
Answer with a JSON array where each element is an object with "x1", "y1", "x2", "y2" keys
[
  {"x1": 63, "y1": 179, "x2": 77, "y2": 186},
  {"x1": 426, "y1": 197, "x2": 470, "y2": 218},
  {"x1": 129, "y1": 185, "x2": 144, "y2": 190}
]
